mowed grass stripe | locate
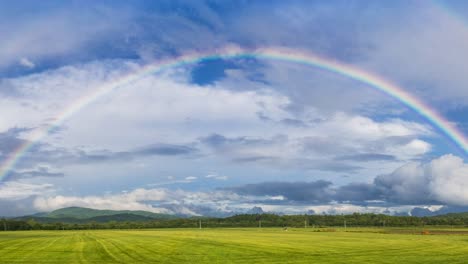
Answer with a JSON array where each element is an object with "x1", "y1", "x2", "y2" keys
[
  {"x1": 118, "y1": 229, "x2": 312, "y2": 262},
  {"x1": 0, "y1": 233, "x2": 76, "y2": 263},
  {"x1": 1, "y1": 228, "x2": 468, "y2": 263},
  {"x1": 95, "y1": 229, "x2": 468, "y2": 260}
]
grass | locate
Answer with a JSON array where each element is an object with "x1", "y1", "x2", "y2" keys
[{"x1": 1, "y1": 228, "x2": 468, "y2": 263}]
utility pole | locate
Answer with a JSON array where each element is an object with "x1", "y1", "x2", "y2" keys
[{"x1": 344, "y1": 220, "x2": 347, "y2": 230}]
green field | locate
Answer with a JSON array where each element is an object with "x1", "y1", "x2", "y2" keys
[{"x1": 1, "y1": 228, "x2": 468, "y2": 263}]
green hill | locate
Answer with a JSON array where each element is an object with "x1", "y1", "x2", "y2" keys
[
  {"x1": 15, "y1": 207, "x2": 177, "y2": 223},
  {"x1": 438, "y1": 212, "x2": 468, "y2": 218},
  {"x1": 14, "y1": 213, "x2": 157, "y2": 224},
  {"x1": 43, "y1": 207, "x2": 174, "y2": 220}
]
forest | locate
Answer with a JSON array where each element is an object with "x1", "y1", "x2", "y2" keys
[{"x1": 3, "y1": 212, "x2": 468, "y2": 231}]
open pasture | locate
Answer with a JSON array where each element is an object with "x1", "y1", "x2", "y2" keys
[{"x1": 1, "y1": 228, "x2": 468, "y2": 263}]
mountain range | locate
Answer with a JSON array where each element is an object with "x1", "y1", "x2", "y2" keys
[{"x1": 14, "y1": 207, "x2": 177, "y2": 223}]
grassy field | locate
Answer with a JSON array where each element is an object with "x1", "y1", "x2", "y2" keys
[{"x1": 1, "y1": 228, "x2": 468, "y2": 263}]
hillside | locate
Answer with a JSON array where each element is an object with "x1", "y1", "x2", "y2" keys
[
  {"x1": 439, "y1": 212, "x2": 468, "y2": 218},
  {"x1": 15, "y1": 207, "x2": 176, "y2": 223},
  {"x1": 42, "y1": 207, "x2": 174, "y2": 219}
]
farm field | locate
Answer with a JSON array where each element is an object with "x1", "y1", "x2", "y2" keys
[{"x1": 1, "y1": 228, "x2": 468, "y2": 263}]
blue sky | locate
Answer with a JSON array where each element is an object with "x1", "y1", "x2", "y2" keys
[{"x1": 1, "y1": 0, "x2": 468, "y2": 217}]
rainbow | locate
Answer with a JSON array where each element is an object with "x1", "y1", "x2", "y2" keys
[{"x1": 1, "y1": 47, "x2": 467, "y2": 181}]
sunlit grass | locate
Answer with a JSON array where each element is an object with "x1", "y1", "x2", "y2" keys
[{"x1": 1, "y1": 228, "x2": 467, "y2": 263}]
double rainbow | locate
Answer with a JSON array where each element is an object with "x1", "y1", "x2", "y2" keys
[{"x1": 1, "y1": 47, "x2": 467, "y2": 181}]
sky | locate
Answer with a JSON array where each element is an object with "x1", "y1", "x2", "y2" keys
[{"x1": 1, "y1": 0, "x2": 468, "y2": 217}]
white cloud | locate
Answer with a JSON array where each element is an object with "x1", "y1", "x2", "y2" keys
[
  {"x1": 0, "y1": 58, "x2": 435, "y2": 187},
  {"x1": 31, "y1": 187, "x2": 289, "y2": 216},
  {"x1": 376, "y1": 154, "x2": 468, "y2": 206},
  {"x1": 205, "y1": 173, "x2": 228, "y2": 181},
  {"x1": 33, "y1": 188, "x2": 172, "y2": 214},
  {"x1": 0, "y1": 181, "x2": 54, "y2": 200},
  {"x1": 427, "y1": 155, "x2": 468, "y2": 205},
  {"x1": 19, "y1": 58, "x2": 35, "y2": 68},
  {"x1": 6, "y1": 154, "x2": 468, "y2": 216}
]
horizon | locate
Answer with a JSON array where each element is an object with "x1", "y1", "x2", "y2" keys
[
  {"x1": 4, "y1": 205, "x2": 463, "y2": 219},
  {"x1": 2, "y1": 0, "x2": 468, "y2": 218}
]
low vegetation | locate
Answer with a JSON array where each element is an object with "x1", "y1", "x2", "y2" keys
[
  {"x1": 1, "y1": 228, "x2": 468, "y2": 263},
  {"x1": 2, "y1": 207, "x2": 468, "y2": 231}
]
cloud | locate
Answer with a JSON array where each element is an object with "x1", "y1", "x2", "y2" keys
[
  {"x1": 0, "y1": 127, "x2": 30, "y2": 157},
  {"x1": 2, "y1": 1, "x2": 466, "y2": 220},
  {"x1": 0, "y1": 198, "x2": 39, "y2": 217},
  {"x1": 226, "y1": 181, "x2": 334, "y2": 203},
  {"x1": 33, "y1": 188, "x2": 172, "y2": 214},
  {"x1": 362, "y1": 3, "x2": 468, "y2": 106},
  {"x1": 4, "y1": 154, "x2": 468, "y2": 216},
  {"x1": 134, "y1": 144, "x2": 197, "y2": 156},
  {"x1": 197, "y1": 114, "x2": 431, "y2": 172},
  {"x1": 223, "y1": 155, "x2": 468, "y2": 207},
  {"x1": 31, "y1": 187, "x2": 249, "y2": 216},
  {"x1": 334, "y1": 183, "x2": 381, "y2": 203},
  {"x1": 410, "y1": 205, "x2": 468, "y2": 217},
  {"x1": 74, "y1": 143, "x2": 198, "y2": 163},
  {"x1": 335, "y1": 153, "x2": 397, "y2": 162},
  {"x1": 19, "y1": 58, "x2": 35, "y2": 68},
  {"x1": 0, "y1": 40, "x2": 438, "y2": 186},
  {"x1": 29, "y1": 186, "x2": 294, "y2": 216},
  {"x1": 0, "y1": 181, "x2": 54, "y2": 200},
  {"x1": 0, "y1": 3, "x2": 134, "y2": 71},
  {"x1": 0, "y1": 129, "x2": 197, "y2": 181},
  {"x1": 5, "y1": 167, "x2": 64, "y2": 181},
  {"x1": 376, "y1": 154, "x2": 468, "y2": 206},
  {"x1": 205, "y1": 173, "x2": 228, "y2": 181}
]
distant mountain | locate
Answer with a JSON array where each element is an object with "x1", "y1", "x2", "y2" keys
[
  {"x1": 246, "y1": 206, "x2": 264, "y2": 214},
  {"x1": 410, "y1": 206, "x2": 468, "y2": 217},
  {"x1": 15, "y1": 207, "x2": 177, "y2": 223},
  {"x1": 43, "y1": 207, "x2": 174, "y2": 219},
  {"x1": 438, "y1": 212, "x2": 468, "y2": 218}
]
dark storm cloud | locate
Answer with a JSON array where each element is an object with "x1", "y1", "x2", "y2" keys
[
  {"x1": 226, "y1": 180, "x2": 335, "y2": 203},
  {"x1": 334, "y1": 183, "x2": 382, "y2": 202},
  {"x1": 225, "y1": 165, "x2": 448, "y2": 206},
  {"x1": 225, "y1": 169, "x2": 438, "y2": 206},
  {"x1": 226, "y1": 180, "x2": 381, "y2": 204}
]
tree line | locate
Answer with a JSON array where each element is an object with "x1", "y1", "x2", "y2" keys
[{"x1": 2, "y1": 213, "x2": 468, "y2": 231}]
